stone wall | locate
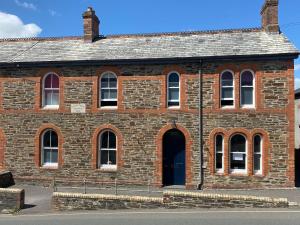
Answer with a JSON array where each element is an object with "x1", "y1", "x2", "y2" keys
[
  {"x1": 52, "y1": 190, "x2": 289, "y2": 211},
  {"x1": 0, "y1": 171, "x2": 14, "y2": 188},
  {"x1": 0, "y1": 59, "x2": 294, "y2": 189},
  {"x1": 0, "y1": 188, "x2": 24, "y2": 212}
]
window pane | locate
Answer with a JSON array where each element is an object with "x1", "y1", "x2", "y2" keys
[
  {"x1": 108, "y1": 150, "x2": 116, "y2": 165},
  {"x1": 241, "y1": 71, "x2": 253, "y2": 86},
  {"x1": 52, "y1": 75, "x2": 59, "y2": 88},
  {"x1": 110, "y1": 77, "x2": 117, "y2": 88},
  {"x1": 230, "y1": 153, "x2": 246, "y2": 170},
  {"x1": 110, "y1": 89, "x2": 117, "y2": 99},
  {"x1": 51, "y1": 149, "x2": 58, "y2": 163},
  {"x1": 44, "y1": 75, "x2": 52, "y2": 88},
  {"x1": 43, "y1": 148, "x2": 51, "y2": 164},
  {"x1": 101, "y1": 89, "x2": 110, "y2": 100},
  {"x1": 44, "y1": 90, "x2": 52, "y2": 105},
  {"x1": 169, "y1": 73, "x2": 179, "y2": 83},
  {"x1": 254, "y1": 135, "x2": 261, "y2": 153},
  {"x1": 254, "y1": 154, "x2": 261, "y2": 171},
  {"x1": 43, "y1": 130, "x2": 51, "y2": 147},
  {"x1": 222, "y1": 87, "x2": 233, "y2": 99},
  {"x1": 221, "y1": 72, "x2": 233, "y2": 86},
  {"x1": 101, "y1": 132, "x2": 109, "y2": 148},
  {"x1": 216, "y1": 135, "x2": 223, "y2": 153},
  {"x1": 216, "y1": 153, "x2": 223, "y2": 169},
  {"x1": 101, "y1": 150, "x2": 109, "y2": 165},
  {"x1": 241, "y1": 87, "x2": 253, "y2": 105},
  {"x1": 52, "y1": 90, "x2": 59, "y2": 105},
  {"x1": 50, "y1": 131, "x2": 58, "y2": 147},
  {"x1": 101, "y1": 81, "x2": 109, "y2": 88},
  {"x1": 231, "y1": 135, "x2": 246, "y2": 153},
  {"x1": 221, "y1": 100, "x2": 234, "y2": 106},
  {"x1": 169, "y1": 88, "x2": 179, "y2": 100},
  {"x1": 108, "y1": 132, "x2": 116, "y2": 149}
]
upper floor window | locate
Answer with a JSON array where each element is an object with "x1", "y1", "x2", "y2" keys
[
  {"x1": 167, "y1": 72, "x2": 180, "y2": 107},
  {"x1": 215, "y1": 134, "x2": 224, "y2": 173},
  {"x1": 240, "y1": 70, "x2": 254, "y2": 108},
  {"x1": 253, "y1": 135, "x2": 262, "y2": 175},
  {"x1": 230, "y1": 134, "x2": 247, "y2": 173},
  {"x1": 43, "y1": 73, "x2": 59, "y2": 109},
  {"x1": 41, "y1": 129, "x2": 58, "y2": 167},
  {"x1": 221, "y1": 71, "x2": 234, "y2": 107},
  {"x1": 100, "y1": 72, "x2": 117, "y2": 107},
  {"x1": 99, "y1": 130, "x2": 117, "y2": 169}
]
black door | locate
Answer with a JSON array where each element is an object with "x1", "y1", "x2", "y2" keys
[
  {"x1": 163, "y1": 129, "x2": 186, "y2": 186},
  {"x1": 296, "y1": 149, "x2": 300, "y2": 187}
]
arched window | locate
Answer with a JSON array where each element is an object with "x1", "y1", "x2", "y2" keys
[
  {"x1": 41, "y1": 129, "x2": 58, "y2": 167},
  {"x1": 240, "y1": 70, "x2": 254, "y2": 107},
  {"x1": 100, "y1": 72, "x2": 117, "y2": 107},
  {"x1": 215, "y1": 134, "x2": 224, "y2": 173},
  {"x1": 253, "y1": 135, "x2": 262, "y2": 174},
  {"x1": 43, "y1": 73, "x2": 59, "y2": 108},
  {"x1": 221, "y1": 71, "x2": 234, "y2": 107},
  {"x1": 99, "y1": 130, "x2": 117, "y2": 168},
  {"x1": 167, "y1": 72, "x2": 180, "y2": 107},
  {"x1": 230, "y1": 134, "x2": 247, "y2": 173}
]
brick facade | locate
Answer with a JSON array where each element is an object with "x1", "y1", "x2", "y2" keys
[{"x1": 0, "y1": 59, "x2": 295, "y2": 189}]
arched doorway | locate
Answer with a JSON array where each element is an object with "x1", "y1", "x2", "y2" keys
[{"x1": 163, "y1": 129, "x2": 186, "y2": 186}]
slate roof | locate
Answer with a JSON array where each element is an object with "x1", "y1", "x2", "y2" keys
[{"x1": 0, "y1": 28, "x2": 298, "y2": 65}]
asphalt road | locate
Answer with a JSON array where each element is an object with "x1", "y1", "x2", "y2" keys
[{"x1": 1, "y1": 209, "x2": 300, "y2": 225}]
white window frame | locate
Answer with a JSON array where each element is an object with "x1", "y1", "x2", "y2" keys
[
  {"x1": 98, "y1": 130, "x2": 117, "y2": 170},
  {"x1": 253, "y1": 134, "x2": 263, "y2": 175},
  {"x1": 42, "y1": 73, "x2": 60, "y2": 109},
  {"x1": 41, "y1": 129, "x2": 58, "y2": 167},
  {"x1": 99, "y1": 72, "x2": 118, "y2": 109},
  {"x1": 230, "y1": 134, "x2": 247, "y2": 174},
  {"x1": 167, "y1": 71, "x2": 180, "y2": 108},
  {"x1": 215, "y1": 134, "x2": 224, "y2": 174},
  {"x1": 220, "y1": 70, "x2": 235, "y2": 108},
  {"x1": 240, "y1": 70, "x2": 255, "y2": 108}
]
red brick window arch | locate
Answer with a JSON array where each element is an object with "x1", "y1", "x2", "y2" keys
[
  {"x1": 42, "y1": 73, "x2": 60, "y2": 109},
  {"x1": 92, "y1": 124, "x2": 123, "y2": 170},
  {"x1": 34, "y1": 124, "x2": 63, "y2": 168}
]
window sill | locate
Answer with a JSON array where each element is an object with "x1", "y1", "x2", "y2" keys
[
  {"x1": 42, "y1": 105, "x2": 59, "y2": 110},
  {"x1": 98, "y1": 166, "x2": 117, "y2": 172},
  {"x1": 167, "y1": 106, "x2": 180, "y2": 110},
  {"x1": 99, "y1": 106, "x2": 118, "y2": 110},
  {"x1": 220, "y1": 106, "x2": 235, "y2": 109},
  {"x1": 40, "y1": 164, "x2": 58, "y2": 170}
]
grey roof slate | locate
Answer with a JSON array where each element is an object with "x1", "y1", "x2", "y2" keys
[{"x1": 0, "y1": 29, "x2": 298, "y2": 64}]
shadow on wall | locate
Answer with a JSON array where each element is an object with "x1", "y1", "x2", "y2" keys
[{"x1": 295, "y1": 149, "x2": 300, "y2": 187}]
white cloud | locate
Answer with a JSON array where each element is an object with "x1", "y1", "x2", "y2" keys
[
  {"x1": 48, "y1": 9, "x2": 60, "y2": 17},
  {"x1": 0, "y1": 12, "x2": 42, "y2": 38},
  {"x1": 15, "y1": 0, "x2": 37, "y2": 10},
  {"x1": 295, "y1": 64, "x2": 300, "y2": 71},
  {"x1": 295, "y1": 77, "x2": 300, "y2": 90}
]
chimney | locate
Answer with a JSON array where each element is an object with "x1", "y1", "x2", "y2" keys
[
  {"x1": 261, "y1": 0, "x2": 280, "y2": 32},
  {"x1": 82, "y1": 7, "x2": 100, "y2": 42}
]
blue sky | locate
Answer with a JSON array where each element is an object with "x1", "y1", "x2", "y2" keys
[{"x1": 0, "y1": 0, "x2": 300, "y2": 88}]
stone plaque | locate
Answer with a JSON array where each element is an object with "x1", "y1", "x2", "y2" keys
[{"x1": 71, "y1": 104, "x2": 86, "y2": 113}]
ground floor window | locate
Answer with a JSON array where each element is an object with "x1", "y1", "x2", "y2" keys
[
  {"x1": 215, "y1": 134, "x2": 224, "y2": 173},
  {"x1": 230, "y1": 134, "x2": 247, "y2": 173},
  {"x1": 41, "y1": 129, "x2": 58, "y2": 167},
  {"x1": 253, "y1": 135, "x2": 262, "y2": 174},
  {"x1": 99, "y1": 130, "x2": 117, "y2": 169}
]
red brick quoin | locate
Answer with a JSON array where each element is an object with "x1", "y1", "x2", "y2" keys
[{"x1": 0, "y1": 129, "x2": 6, "y2": 169}]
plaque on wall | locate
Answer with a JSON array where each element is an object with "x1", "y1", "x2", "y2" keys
[{"x1": 71, "y1": 104, "x2": 86, "y2": 113}]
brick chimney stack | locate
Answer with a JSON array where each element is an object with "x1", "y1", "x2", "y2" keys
[
  {"x1": 261, "y1": 0, "x2": 280, "y2": 32},
  {"x1": 82, "y1": 7, "x2": 100, "y2": 42}
]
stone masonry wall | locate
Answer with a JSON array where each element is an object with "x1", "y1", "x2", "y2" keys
[
  {"x1": 0, "y1": 188, "x2": 24, "y2": 212},
  {"x1": 0, "y1": 59, "x2": 294, "y2": 189}
]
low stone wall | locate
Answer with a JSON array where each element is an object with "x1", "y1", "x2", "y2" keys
[
  {"x1": 0, "y1": 171, "x2": 15, "y2": 188},
  {"x1": 0, "y1": 188, "x2": 25, "y2": 213},
  {"x1": 52, "y1": 190, "x2": 289, "y2": 211},
  {"x1": 164, "y1": 191, "x2": 289, "y2": 208},
  {"x1": 52, "y1": 192, "x2": 164, "y2": 211}
]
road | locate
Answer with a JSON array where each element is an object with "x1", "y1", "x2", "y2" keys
[{"x1": 0, "y1": 209, "x2": 300, "y2": 225}]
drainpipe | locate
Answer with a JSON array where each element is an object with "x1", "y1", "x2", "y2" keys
[{"x1": 198, "y1": 59, "x2": 204, "y2": 190}]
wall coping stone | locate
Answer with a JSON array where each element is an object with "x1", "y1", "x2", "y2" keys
[
  {"x1": 53, "y1": 192, "x2": 164, "y2": 203},
  {"x1": 163, "y1": 190, "x2": 288, "y2": 203}
]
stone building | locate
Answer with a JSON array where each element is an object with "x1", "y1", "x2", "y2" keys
[{"x1": 0, "y1": 0, "x2": 298, "y2": 189}]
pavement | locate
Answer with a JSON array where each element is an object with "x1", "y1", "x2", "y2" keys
[
  {"x1": 1, "y1": 209, "x2": 300, "y2": 225},
  {"x1": 8, "y1": 184, "x2": 300, "y2": 215}
]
